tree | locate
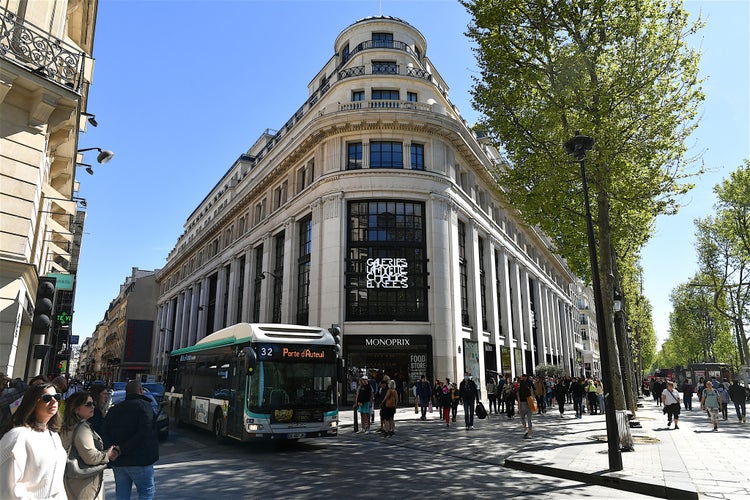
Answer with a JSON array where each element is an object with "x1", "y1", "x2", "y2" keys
[
  {"x1": 462, "y1": 0, "x2": 704, "y2": 411},
  {"x1": 694, "y1": 161, "x2": 750, "y2": 365},
  {"x1": 667, "y1": 278, "x2": 737, "y2": 369}
]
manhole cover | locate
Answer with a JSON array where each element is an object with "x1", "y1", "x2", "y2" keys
[{"x1": 590, "y1": 434, "x2": 660, "y2": 444}]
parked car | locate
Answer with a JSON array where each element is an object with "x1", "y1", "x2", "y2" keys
[
  {"x1": 143, "y1": 383, "x2": 165, "y2": 402},
  {"x1": 109, "y1": 388, "x2": 168, "y2": 441}
]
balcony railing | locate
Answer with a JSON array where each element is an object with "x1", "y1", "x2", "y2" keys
[
  {"x1": 338, "y1": 64, "x2": 433, "y2": 83},
  {"x1": 0, "y1": 7, "x2": 85, "y2": 92},
  {"x1": 338, "y1": 99, "x2": 432, "y2": 112}
]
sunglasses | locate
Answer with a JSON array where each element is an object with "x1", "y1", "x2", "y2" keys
[
  {"x1": 82, "y1": 401, "x2": 95, "y2": 408},
  {"x1": 41, "y1": 393, "x2": 62, "y2": 403}
]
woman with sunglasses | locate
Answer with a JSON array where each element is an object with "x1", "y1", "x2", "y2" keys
[
  {"x1": 0, "y1": 382, "x2": 67, "y2": 499},
  {"x1": 60, "y1": 392, "x2": 119, "y2": 499}
]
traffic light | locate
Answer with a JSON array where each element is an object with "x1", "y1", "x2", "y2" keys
[
  {"x1": 329, "y1": 324, "x2": 342, "y2": 355},
  {"x1": 31, "y1": 277, "x2": 56, "y2": 336}
]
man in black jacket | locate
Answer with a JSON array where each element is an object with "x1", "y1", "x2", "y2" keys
[
  {"x1": 104, "y1": 380, "x2": 159, "y2": 500},
  {"x1": 459, "y1": 373, "x2": 479, "y2": 430}
]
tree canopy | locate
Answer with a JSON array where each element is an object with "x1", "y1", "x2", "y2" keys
[{"x1": 462, "y1": 0, "x2": 704, "y2": 278}]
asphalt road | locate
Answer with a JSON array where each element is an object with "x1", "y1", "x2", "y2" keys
[{"x1": 101, "y1": 417, "x2": 655, "y2": 499}]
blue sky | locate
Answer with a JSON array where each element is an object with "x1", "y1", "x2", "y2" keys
[{"x1": 73, "y1": 0, "x2": 749, "y2": 351}]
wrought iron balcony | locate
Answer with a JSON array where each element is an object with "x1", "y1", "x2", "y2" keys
[
  {"x1": 0, "y1": 7, "x2": 85, "y2": 92},
  {"x1": 338, "y1": 64, "x2": 433, "y2": 82}
]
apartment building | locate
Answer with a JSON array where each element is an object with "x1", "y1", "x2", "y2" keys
[{"x1": 0, "y1": 0, "x2": 98, "y2": 379}]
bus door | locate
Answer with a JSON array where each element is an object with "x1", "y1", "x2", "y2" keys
[{"x1": 226, "y1": 358, "x2": 245, "y2": 437}]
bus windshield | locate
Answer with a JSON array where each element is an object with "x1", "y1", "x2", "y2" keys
[{"x1": 248, "y1": 360, "x2": 337, "y2": 412}]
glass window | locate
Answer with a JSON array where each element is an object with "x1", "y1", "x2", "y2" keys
[
  {"x1": 272, "y1": 231, "x2": 285, "y2": 323},
  {"x1": 372, "y1": 61, "x2": 398, "y2": 74},
  {"x1": 296, "y1": 216, "x2": 312, "y2": 326},
  {"x1": 407, "y1": 92, "x2": 417, "y2": 102},
  {"x1": 352, "y1": 90, "x2": 364, "y2": 101},
  {"x1": 478, "y1": 237, "x2": 488, "y2": 331},
  {"x1": 342, "y1": 43, "x2": 350, "y2": 62},
  {"x1": 410, "y1": 144, "x2": 424, "y2": 170},
  {"x1": 252, "y1": 245, "x2": 263, "y2": 322},
  {"x1": 372, "y1": 32, "x2": 393, "y2": 48},
  {"x1": 346, "y1": 200, "x2": 428, "y2": 322},
  {"x1": 458, "y1": 221, "x2": 470, "y2": 327},
  {"x1": 347, "y1": 142, "x2": 363, "y2": 170},
  {"x1": 372, "y1": 89, "x2": 399, "y2": 100},
  {"x1": 370, "y1": 142, "x2": 403, "y2": 169}
]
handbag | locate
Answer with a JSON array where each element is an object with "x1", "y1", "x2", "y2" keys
[
  {"x1": 414, "y1": 399, "x2": 419, "y2": 414},
  {"x1": 65, "y1": 423, "x2": 108, "y2": 479},
  {"x1": 526, "y1": 395, "x2": 538, "y2": 413}
]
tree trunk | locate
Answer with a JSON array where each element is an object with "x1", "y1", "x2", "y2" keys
[{"x1": 597, "y1": 190, "x2": 626, "y2": 411}]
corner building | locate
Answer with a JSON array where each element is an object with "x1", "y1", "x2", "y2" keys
[{"x1": 154, "y1": 17, "x2": 579, "y2": 404}]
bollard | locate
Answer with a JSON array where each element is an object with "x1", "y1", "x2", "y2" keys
[{"x1": 353, "y1": 406, "x2": 358, "y2": 432}]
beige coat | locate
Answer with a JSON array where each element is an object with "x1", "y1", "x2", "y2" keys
[{"x1": 60, "y1": 420, "x2": 109, "y2": 500}]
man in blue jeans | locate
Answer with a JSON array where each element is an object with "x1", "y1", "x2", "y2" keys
[
  {"x1": 103, "y1": 380, "x2": 159, "y2": 500},
  {"x1": 459, "y1": 372, "x2": 479, "y2": 430}
]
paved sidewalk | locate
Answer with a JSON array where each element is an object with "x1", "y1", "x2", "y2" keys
[{"x1": 340, "y1": 398, "x2": 750, "y2": 499}]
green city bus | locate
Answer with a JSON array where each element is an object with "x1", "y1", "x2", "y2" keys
[{"x1": 165, "y1": 323, "x2": 341, "y2": 442}]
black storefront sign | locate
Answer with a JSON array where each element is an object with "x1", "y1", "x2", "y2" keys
[{"x1": 343, "y1": 334, "x2": 432, "y2": 406}]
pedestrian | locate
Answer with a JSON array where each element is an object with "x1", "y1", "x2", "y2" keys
[
  {"x1": 102, "y1": 380, "x2": 159, "y2": 500},
  {"x1": 486, "y1": 378, "x2": 498, "y2": 415},
  {"x1": 414, "y1": 375, "x2": 432, "y2": 421},
  {"x1": 440, "y1": 382, "x2": 452, "y2": 427},
  {"x1": 653, "y1": 378, "x2": 664, "y2": 406},
  {"x1": 517, "y1": 374, "x2": 533, "y2": 438},
  {"x1": 553, "y1": 378, "x2": 568, "y2": 417},
  {"x1": 87, "y1": 383, "x2": 111, "y2": 437},
  {"x1": 727, "y1": 380, "x2": 746, "y2": 423},
  {"x1": 458, "y1": 373, "x2": 479, "y2": 430},
  {"x1": 696, "y1": 376, "x2": 706, "y2": 402},
  {"x1": 595, "y1": 380, "x2": 605, "y2": 414},
  {"x1": 449, "y1": 382, "x2": 460, "y2": 423},
  {"x1": 586, "y1": 378, "x2": 598, "y2": 414},
  {"x1": 533, "y1": 376, "x2": 546, "y2": 415},
  {"x1": 496, "y1": 376, "x2": 506, "y2": 414},
  {"x1": 680, "y1": 379, "x2": 694, "y2": 411},
  {"x1": 60, "y1": 391, "x2": 119, "y2": 499},
  {"x1": 380, "y1": 380, "x2": 398, "y2": 437},
  {"x1": 661, "y1": 381, "x2": 681, "y2": 429},
  {"x1": 353, "y1": 376, "x2": 373, "y2": 432},
  {"x1": 502, "y1": 377, "x2": 516, "y2": 419},
  {"x1": 715, "y1": 384, "x2": 730, "y2": 421},
  {"x1": 545, "y1": 377, "x2": 555, "y2": 409},
  {"x1": 700, "y1": 381, "x2": 721, "y2": 432},
  {"x1": 0, "y1": 382, "x2": 67, "y2": 499},
  {"x1": 570, "y1": 377, "x2": 585, "y2": 419}
]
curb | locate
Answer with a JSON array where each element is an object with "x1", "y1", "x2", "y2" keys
[{"x1": 503, "y1": 458, "x2": 699, "y2": 500}]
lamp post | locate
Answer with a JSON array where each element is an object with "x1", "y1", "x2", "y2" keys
[{"x1": 564, "y1": 132, "x2": 623, "y2": 471}]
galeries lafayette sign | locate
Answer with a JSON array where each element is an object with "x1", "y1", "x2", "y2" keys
[{"x1": 366, "y1": 258, "x2": 408, "y2": 289}]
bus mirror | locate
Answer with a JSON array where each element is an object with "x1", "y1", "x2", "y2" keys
[
  {"x1": 329, "y1": 324, "x2": 342, "y2": 356},
  {"x1": 337, "y1": 358, "x2": 345, "y2": 383},
  {"x1": 243, "y1": 347, "x2": 257, "y2": 375}
]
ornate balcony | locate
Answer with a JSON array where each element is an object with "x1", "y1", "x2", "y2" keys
[
  {"x1": 0, "y1": 7, "x2": 85, "y2": 92},
  {"x1": 338, "y1": 64, "x2": 433, "y2": 82}
]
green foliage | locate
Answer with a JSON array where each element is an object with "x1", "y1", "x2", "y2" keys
[
  {"x1": 693, "y1": 160, "x2": 750, "y2": 364},
  {"x1": 666, "y1": 277, "x2": 737, "y2": 369},
  {"x1": 534, "y1": 363, "x2": 564, "y2": 378},
  {"x1": 461, "y1": 0, "x2": 705, "y2": 279}
]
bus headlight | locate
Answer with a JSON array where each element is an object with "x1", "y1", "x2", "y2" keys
[
  {"x1": 247, "y1": 423, "x2": 263, "y2": 431},
  {"x1": 329, "y1": 420, "x2": 338, "y2": 429}
]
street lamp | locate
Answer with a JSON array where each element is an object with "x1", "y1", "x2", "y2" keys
[{"x1": 564, "y1": 132, "x2": 623, "y2": 471}]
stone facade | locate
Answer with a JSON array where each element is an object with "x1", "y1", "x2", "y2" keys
[{"x1": 153, "y1": 16, "x2": 582, "y2": 394}]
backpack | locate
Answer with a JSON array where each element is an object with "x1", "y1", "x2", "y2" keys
[
  {"x1": 717, "y1": 387, "x2": 730, "y2": 404},
  {"x1": 475, "y1": 401, "x2": 488, "y2": 419}
]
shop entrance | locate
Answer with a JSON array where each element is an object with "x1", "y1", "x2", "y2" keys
[{"x1": 343, "y1": 335, "x2": 432, "y2": 407}]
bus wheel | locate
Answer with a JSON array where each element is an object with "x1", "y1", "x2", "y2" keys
[{"x1": 214, "y1": 410, "x2": 229, "y2": 444}]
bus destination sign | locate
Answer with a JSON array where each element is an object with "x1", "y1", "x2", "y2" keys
[{"x1": 256, "y1": 344, "x2": 334, "y2": 362}]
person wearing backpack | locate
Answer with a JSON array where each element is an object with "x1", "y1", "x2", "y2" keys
[
  {"x1": 701, "y1": 381, "x2": 721, "y2": 432},
  {"x1": 715, "y1": 384, "x2": 730, "y2": 420},
  {"x1": 728, "y1": 380, "x2": 746, "y2": 423}
]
